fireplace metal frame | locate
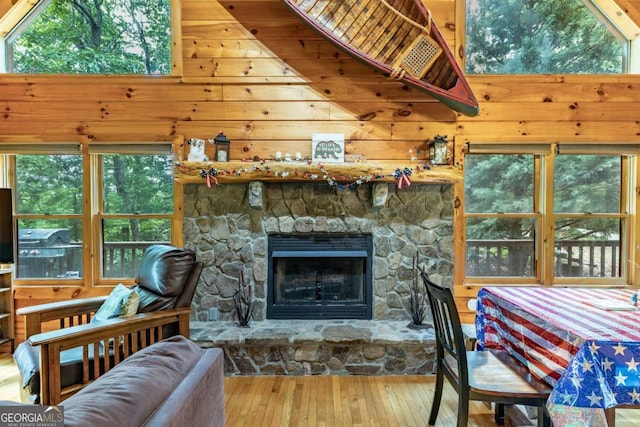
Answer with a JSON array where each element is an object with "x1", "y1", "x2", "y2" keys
[{"x1": 267, "y1": 233, "x2": 373, "y2": 320}]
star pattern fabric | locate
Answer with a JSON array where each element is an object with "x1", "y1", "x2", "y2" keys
[
  {"x1": 476, "y1": 287, "x2": 640, "y2": 427},
  {"x1": 546, "y1": 341, "x2": 640, "y2": 427},
  {"x1": 549, "y1": 341, "x2": 640, "y2": 409}
]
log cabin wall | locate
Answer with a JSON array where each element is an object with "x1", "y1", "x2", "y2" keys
[
  {"x1": 0, "y1": 1, "x2": 15, "y2": 17},
  {"x1": 624, "y1": 0, "x2": 640, "y2": 21},
  {"x1": 1, "y1": 0, "x2": 640, "y2": 340}
]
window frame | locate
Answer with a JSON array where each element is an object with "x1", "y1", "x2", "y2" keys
[
  {"x1": 0, "y1": 0, "x2": 182, "y2": 75},
  {"x1": 462, "y1": 147, "x2": 545, "y2": 284},
  {"x1": 460, "y1": 0, "x2": 640, "y2": 74},
  {"x1": 2, "y1": 138, "x2": 182, "y2": 288},
  {"x1": 0, "y1": 144, "x2": 85, "y2": 285},
  {"x1": 92, "y1": 145, "x2": 178, "y2": 284},
  {"x1": 462, "y1": 142, "x2": 635, "y2": 286},
  {"x1": 583, "y1": 0, "x2": 640, "y2": 73}
]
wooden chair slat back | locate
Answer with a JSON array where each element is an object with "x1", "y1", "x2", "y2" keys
[{"x1": 421, "y1": 273, "x2": 469, "y2": 382}]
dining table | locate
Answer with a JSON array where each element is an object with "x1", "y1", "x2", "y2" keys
[{"x1": 475, "y1": 286, "x2": 640, "y2": 427}]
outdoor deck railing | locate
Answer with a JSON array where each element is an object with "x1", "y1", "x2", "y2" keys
[
  {"x1": 17, "y1": 239, "x2": 620, "y2": 279},
  {"x1": 466, "y1": 239, "x2": 620, "y2": 277},
  {"x1": 16, "y1": 241, "x2": 169, "y2": 279},
  {"x1": 102, "y1": 241, "x2": 171, "y2": 277}
]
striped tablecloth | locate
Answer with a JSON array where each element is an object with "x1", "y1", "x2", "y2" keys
[{"x1": 476, "y1": 287, "x2": 640, "y2": 427}]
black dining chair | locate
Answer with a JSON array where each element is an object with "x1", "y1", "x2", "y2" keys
[{"x1": 422, "y1": 273, "x2": 552, "y2": 427}]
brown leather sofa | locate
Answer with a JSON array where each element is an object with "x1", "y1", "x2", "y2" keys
[
  {"x1": 62, "y1": 335, "x2": 225, "y2": 427},
  {"x1": 13, "y1": 245, "x2": 204, "y2": 404}
]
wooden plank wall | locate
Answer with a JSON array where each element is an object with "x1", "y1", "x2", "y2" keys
[
  {"x1": 1, "y1": 0, "x2": 640, "y2": 335},
  {"x1": 178, "y1": 0, "x2": 461, "y2": 160},
  {"x1": 621, "y1": 0, "x2": 640, "y2": 22},
  {"x1": 0, "y1": 1, "x2": 15, "y2": 18}
]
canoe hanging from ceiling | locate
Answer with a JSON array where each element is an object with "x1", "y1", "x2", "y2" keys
[{"x1": 282, "y1": 0, "x2": 480, "y2": 117}]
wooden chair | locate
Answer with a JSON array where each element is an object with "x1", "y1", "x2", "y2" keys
[
  {"x1": 13, "y1": 245, "x2": 203, "y2": 405},
  {"x1": 22, "y1": 308, "x2": 193, "y2": 405},
  {"x1": 421, "y1": 273, "x2": 552, "y2": 427}
]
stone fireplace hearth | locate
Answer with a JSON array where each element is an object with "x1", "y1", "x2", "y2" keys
[{"x1": 183, "y1": 181, "x2": 453, "y2": 375}]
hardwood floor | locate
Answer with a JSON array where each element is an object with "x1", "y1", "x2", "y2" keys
[
  {"x1": 223, "y1": 374, "x2": 500, "y2": 427},
  {"x1": 2, "y1": 352, "x2": 640, "y2": 426},
  {"x1": 0, "y1": 353, "x2": 20, "y2": 402}
]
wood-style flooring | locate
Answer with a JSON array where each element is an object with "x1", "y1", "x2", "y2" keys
[{"x1": 2, "y1": 353, "x2": 640, "y2": 426}]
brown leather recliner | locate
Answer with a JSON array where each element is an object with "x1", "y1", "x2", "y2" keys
[{"x1": 13, "y1": 244, "x2": 203, "y2": 404}]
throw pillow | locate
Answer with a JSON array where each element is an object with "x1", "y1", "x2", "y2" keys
[
  {"x1": 91, "y1": 284, "x2": 139, "y2": 323},
  {"x1": 120, "y1": 288, "x2": 139, "y2": 317}
]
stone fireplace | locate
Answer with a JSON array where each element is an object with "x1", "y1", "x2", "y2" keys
[
  {"x1": 183, "y1": 181, "x2": 454, "y2": 322},
  {"x1": 183, "y1": 181, "x2": 453, "y2": 375}
]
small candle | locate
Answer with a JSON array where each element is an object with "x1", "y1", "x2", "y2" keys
[
  {"x1": 295, "y1": 152, "x2": 302, "y2": 161},
  {"x1": 275, "y1": 151, "x2": 282, "y2": 160},
  {"x1": 284, "y1": 153, "x2": 292, "y2": 161}
]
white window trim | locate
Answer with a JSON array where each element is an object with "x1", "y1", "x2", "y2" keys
[
  {"x1": 582, "y1": 0, "x2": 640, "y2": 73},
  {"x1": 0, "y1": 0, "x2": 50, "y2": 73}
]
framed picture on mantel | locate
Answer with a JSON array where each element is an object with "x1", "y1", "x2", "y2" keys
[{"x1": 312, "y1": 134, "x2": 344, "y2": 163}]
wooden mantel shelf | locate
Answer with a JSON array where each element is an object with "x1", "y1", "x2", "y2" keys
[{"x1": 174, "y1": 160, "x2": 463, "y2": 185}]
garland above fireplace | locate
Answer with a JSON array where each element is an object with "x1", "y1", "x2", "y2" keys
[{"x1": 174, "y1": 160, "x2": 462, "y2": 186}]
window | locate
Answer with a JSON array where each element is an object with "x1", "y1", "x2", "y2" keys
[
  {"x1": 464, "y1": 154, "x2": 537, "y2": 278},
  {"x1": 2, "y1": 0, "x2": 172, "y2": 74},
  {"x1": 99, "y1": 153, "x2": 174, "y2": 278},
  {"x1": 3, "y1": 142, "x2": 177, "y2": 284},
  {"x1": 15, "y1": 153, "x2": 84, "y2": 279},
  {"x1": 464, "y1": 143, "x2": 632, "y2": 284},
  {"x1": 553, "y1": 153, "x2": 624, "y2": 279},
  {"x1": 465, "y1": 0, "x2": 632, "y2": 74}
]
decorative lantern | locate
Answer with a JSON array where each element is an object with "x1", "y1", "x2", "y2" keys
[
  {"x1": 429, "y1": 135, "x2": 449, "y2": 165},
  {"x1": 213, "y1": 132, "x2": 230, "y2": 162}
]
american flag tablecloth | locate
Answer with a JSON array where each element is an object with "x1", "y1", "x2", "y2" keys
[{"x1": 476, "y1": 287, "x2": 640, "y2": 427}]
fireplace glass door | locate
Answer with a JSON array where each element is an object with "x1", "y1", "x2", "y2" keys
[{"x1": 267, "y1": 234, "x2": 372, "y2": 319}]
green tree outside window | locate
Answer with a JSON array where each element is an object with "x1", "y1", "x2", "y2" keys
[
  {"x1": 10, "y1": 0, "x2": 171, "y2": 74},
  {"x1": 466, "y1": 0, "x2": 625, "y2": 74}
]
